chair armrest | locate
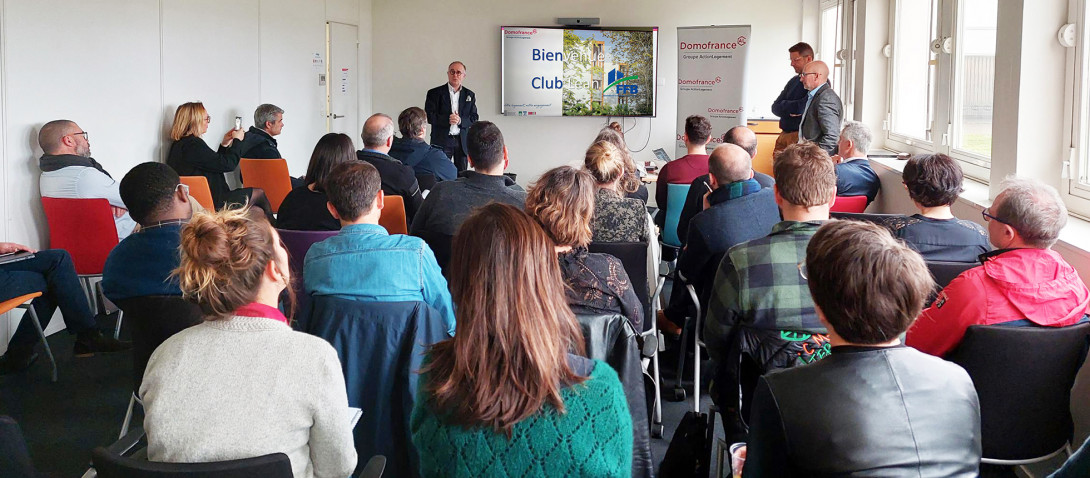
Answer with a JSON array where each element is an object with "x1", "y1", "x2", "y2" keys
[
  {"x1": 358, "y1": 455, "x2": 387, "y2": 478},
  {"x1": 106, "y1": 426, "x2": 146, "y2": 456}
]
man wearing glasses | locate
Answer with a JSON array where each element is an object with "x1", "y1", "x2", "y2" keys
[
  {"x1": 797, "y1": 60, "x2": 842, "y2": 156},
  {"x1": 38, "y1": 119, "x2": 136, "y2": 239},
  {"x1": 424, "y1": 61, "x2": 479, "y2": 172},
  {"x1": 770, "y1": 42, "x2": 814, "y2": 157},
  {"x1": 907, "y1": 177, "x2": 1090, "y2": 357}
]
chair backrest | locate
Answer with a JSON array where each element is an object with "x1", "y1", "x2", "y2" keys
[
  {"x1": 415, "y1": 173, "x2": 437, "y2": 192},
  {"x1": 303, "y1": 296, "x2": 450, "y2": 478},
  {"x1": 829, "y1": 195, "x2": 868, "y2": 213},
  {"x1": 378, "y1": 195, "x2": 407, "y2": 235},
  {"x1": 926, "y1": 260, "x2": 977, "y2": 290},
  {"x1": 92, "y1": 448, "x2": 293, "y2": 477},
  {"x1": 178, "y1": 176, "x2": 215, "y2": 210},
  {"x1": 41, "y1": 197, "x2": 119, "y2": 275},
  {"x1": 830, "y1": 211, "x2": 908, "y2": 231},
  {"x1": 663, "y1": 183, "x2": 691, "y2": 247},
  {"x1": 0, "y1": 416, "x2": 36, "y2": 478},
  {"x1": 239, "y1": 158, "x2": 293, "y2": 213},
  {"x1": 276, "y1": 228, "x2": 339, "y2": 320},
  {"x1": 115, "y1": 296, "x2": 204, "y2": 393},
  {"x1": 588, "y1": 242, "x2": 651, "y2": 332},
  {"x1": 947, "y1": 323, "x2": 1090, "y2": 460},
  {"x1": 753, "y1": 133, "x2": 777, "y2": 176}
]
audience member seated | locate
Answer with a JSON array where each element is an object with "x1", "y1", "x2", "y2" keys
[
  {"x1": 410, "y1": 121, "x2": 526, "y2": 245},
  {"x1": 411, "y1": 203, "x2": 632, "y2": 477},
  {"x1": 743, "y1": 220, "x2": 981, "y2": 477},
  {"x1": 526, "y1": 166, "x2": 643, "y2": 330},
  {"x1": 655, "y1": 114, "x2": 712, "y2": 225},
  {"x1": 37, "y1": 119, "x2": 136, "y2": 239},
  {"x1": 277, "y1": 133, "x2": 355, "y2": 231},
  {"x1": 890, "y1": 153, "x2": 989, "y2": 262},
  {"x1": 0, "y1": 243, "x2": 131, "y2": 374},
  {"x1": 660, "y1": 144, "x2": 780, "y2": 334},
  {"x1": 102, "y1": 162, "x2": 191, "y2": 302},
  {"x1": 702, "y1": 142, "x2": 836, "y2": 441},
  {"x1": 677, "y1": 125, "x2": 775, "y2": 246},
  {"x1": 594, "y1": 126, "x2": 649, "y2": 203},
  {"x1": 907, "y1": 177, "x2": 1090, "y2": 357},
  {"x1": 831, "y1": 120, "x2": 880, "y2": 205},
  {"x1": 140, "y1": 207, "x2": 356, "y2": 477},
  {"x1": 389, "y1": 107, "x2": 457, "y2": 183},
  {"x1": 237, "y1": 103, "x2": 284, "y2": 159},
  {"x1": 304, "y1": 162, "x2": 455, "y2": 336},
  {"x1": 585, "y1": 141, "x2": 651, "y2": 243},
  {"x1": 165, "y1": 102, "x2": 272, "y2": 216},
  {"x1": 356, "y1": 113, "x2": 424, "y2": 223}
]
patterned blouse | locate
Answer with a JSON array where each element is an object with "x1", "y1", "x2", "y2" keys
[
  {"x1": 558, "y1": 247, "x2": 644, "y2": 330},
  {"x1": 591, "y1": 189, "x2": 650, "y2": 243}
]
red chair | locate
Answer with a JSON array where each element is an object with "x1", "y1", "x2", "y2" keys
[
  {"x1": 40, "y1": 197, "x2": 122, "y2": 335},
  {"x1": 830, "y1": 195, "x2": 868, "y2": 213}
]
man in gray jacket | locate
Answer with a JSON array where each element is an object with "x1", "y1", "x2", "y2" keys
[
  {"x1": 798, "y1": 60, "x2": 843, "y2": 155},
  {"x1": 38, "y1": 119, "x2": 136, "y2": 239}
]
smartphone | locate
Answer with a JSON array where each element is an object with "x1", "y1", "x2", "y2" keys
[{"x1": 234, "y1": 116, "x2": 242, "y2": 130}]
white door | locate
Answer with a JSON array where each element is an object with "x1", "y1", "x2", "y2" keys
[{"x1": 327, "y1": 22, "x2": 359, "y2": 138}]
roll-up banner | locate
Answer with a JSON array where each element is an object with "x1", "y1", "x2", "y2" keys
[{"x1": 675, "y1": 25, "x2": 751, "y2": 158}]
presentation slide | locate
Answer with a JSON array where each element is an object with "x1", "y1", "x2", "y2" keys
[{"x1": 502, "y1": 26, "x2": 657, "y2": 117}]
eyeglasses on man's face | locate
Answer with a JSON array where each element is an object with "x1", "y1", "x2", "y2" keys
[
  {"x1": 798, "y1": 261, "x2": 808, "y2": 280},
  {"x1": 981, "y1": 207, "x2": 1009, "y2": 225},
  {"x1": 448, "y1": 70, "x2": 465, "y2": 76},
  {"x1": 799, "y1": 72, "x2": 819, "y2": 79},
  {"x1": 68, "y1": 131, "x2": 89, "y2": 141}
]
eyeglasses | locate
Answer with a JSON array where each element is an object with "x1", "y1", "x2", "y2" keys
[
  {"x1": 797, "y1": 261, "x2": 808, "y2": 280},
  {"x1": 204, "y1": 115, "x2": 212, "y2": 123},
  {"x1": 981, "y1": 207, "x2": 1008, "y2": 225},
  {"x1": 68, "y1": 131, "x2": 89, "y2": 141},
  {"x1": 798, "y1": 72, "x2": 819, "y2": 79},
  {"x1": 176, "y1": 183, "x2": 190, "y2": 196},
  {"x1": 448, "y1": 70, "x2": 465, "y2": 76}
]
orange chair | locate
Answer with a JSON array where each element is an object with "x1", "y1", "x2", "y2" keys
[
  {"x1": 747, "y1": 119, "x2": 782, "y2": 134},
  {"x1": 0, "y1": 292, "x2": 57, "y2": 381},
  {"x1": 379, "y1": 195, "x2": 407, "y2": 235},
  {"x1": 830, "y1": 195, "x2": 868, "y2": 213},
  {"x1": 753, "y1": 133, "x2": 778, "y2": 176},
  {"x1": 240, "y1": 158, "x2": 293, "y2": 213},
  {"x1": 179, "y1": 176, "x2": 215, "y2": 210}
]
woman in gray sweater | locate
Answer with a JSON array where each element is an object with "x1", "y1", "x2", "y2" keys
[{"x1": 139, "y1": 207, "x2": 356, "y2": 478}]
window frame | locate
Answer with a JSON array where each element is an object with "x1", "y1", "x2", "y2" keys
[{"x1": 1062, "y1": 0, "x2": 1090, "y2": 218}]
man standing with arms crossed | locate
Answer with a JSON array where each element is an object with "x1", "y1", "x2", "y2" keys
[
  {"x1": 425, "y1": 61, "x2": 479, "y2": 173},
  {"x1": 771, "y1": 42, "x2": 814, "y2": 157}
]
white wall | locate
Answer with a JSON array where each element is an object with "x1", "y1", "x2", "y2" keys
[
  {"x1": 0, "y1": 0, "x2": 373, "y2": 348},
  {"x1": 370, "y1": 0, "x2": 809, "y2": 191}
]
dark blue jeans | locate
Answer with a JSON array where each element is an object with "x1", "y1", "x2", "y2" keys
[{"x1": 1, "y1": 249, "x2": 95, "y2": 354}]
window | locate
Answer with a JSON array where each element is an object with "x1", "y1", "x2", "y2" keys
[
  {"x1": 886, "y1": 0, "x2": 998, "y2": 180},
  {"x1": 1065, "y1": 0, "x2": 1090, "y2": 214},
  {"x1": 820, "y1": 2, "x2": 842, "y2": 85}
]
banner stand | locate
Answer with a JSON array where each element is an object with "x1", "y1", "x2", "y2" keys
[{"x1": 675, "y1": 25, "x2": 752, "y2": 158}]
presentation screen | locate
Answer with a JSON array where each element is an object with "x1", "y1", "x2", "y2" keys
[{"x1": 502, "y1": 26, "x2": 658, "y2": 117}]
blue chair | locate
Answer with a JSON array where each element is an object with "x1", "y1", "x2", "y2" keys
[{"x1": 662, "y1": 183, "x2": 691, "y2": 248}]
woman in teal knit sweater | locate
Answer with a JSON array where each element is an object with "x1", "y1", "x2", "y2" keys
[{"x1": 411, "y1": 204, "x2": 633, "y2": 477}]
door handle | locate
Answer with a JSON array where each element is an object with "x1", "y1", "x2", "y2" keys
[{"x1": 332, "y1": 114, "x2": 345, "y2": 119}]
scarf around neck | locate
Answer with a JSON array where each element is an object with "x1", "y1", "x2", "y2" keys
[{"x1": 39, "y1": 154, "x2": 112, "y2": 179}]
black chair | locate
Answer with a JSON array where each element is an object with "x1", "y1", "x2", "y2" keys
[
  {"x1": 947, "y1": 323, "x2": 1090, "y2": 470},
  {"x1": 114, "y1": 296, "x2": 205, "y2": 437},
  {"x1": 587, "y1": 241, "x2": 652, "y2": 331},
  {"x1": 92, "y1": 448, "x2": 293, "y2": 477},
  {"x1": 830, "y1": 211, "x2": 909, "y2": 231},
  {"x1": 0, "y1": 416, "x2": 36, "y2": 478},
  {"x1": 575, "y1": 313, "x2": 653, "y2": 478},
  {"x1": 927, "y1": 260, "x2": 978, "y2": 290},
  {"x1": 415, "y1": 173, "x2": 437, "y2": 192}
]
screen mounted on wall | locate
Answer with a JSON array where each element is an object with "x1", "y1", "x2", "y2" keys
[{"x1": 502, "y1": 26, "x2": 658, "y2": 117}]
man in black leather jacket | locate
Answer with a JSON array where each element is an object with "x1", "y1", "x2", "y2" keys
[{"x1": 743, "y1": 220, "x2": 981, "y2": 477}]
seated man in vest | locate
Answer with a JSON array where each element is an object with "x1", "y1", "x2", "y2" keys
[
  {"x1": 37, "y1": 119, "x2": 136, "y2": 239},
  {"x1": 409, "y1": 121, "x2": 525, "y2": 271},
  {"x1": 702, "y1": 142, "x2": 836, "y2": 442},
  {"x1": 357, "y1": 113, "x2": 425, "y2": 223},
  {"x1": 907, "y1": 177, "x2": 1090, "y2": 357},
  {"x1": 389, "y1": 107, "x2": 457, "y2": 185},
  {"x1": 744, "y1": 220, "x2": 981, "y2": 477},
  {"x1": 305, "y1": 161, "x2": 455, "y2": 336},
  {"x1": 659, "y1": 143, "x2": 779, "y2": 333},
  {"x1": 831, "y1": 120, "x2": 880, "y2": 205},
  {"x1": 102, "y1": 162, "x2": 192, "y2": 302}
]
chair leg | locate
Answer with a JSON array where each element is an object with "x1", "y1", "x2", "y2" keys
[
  {"x1": 673, "y1": 315, "x2": 690, "y2": 401},
  {"x1": 23, "y1": 305, "x2": 57, "y2": 382},
  {"x1": 112, "y1": 310, "x2": 123, "y2": 340},
  {"x1": 119, "y1": 394, "x2": 135, "y2": 439}
]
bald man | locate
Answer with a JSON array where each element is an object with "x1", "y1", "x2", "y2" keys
[
  {"x1": 798, "y1": 60, "x2": 843, "y2": 155},
  {"x1": 659, "y1": 143, "x2": 781, "y2": 333},
  {"x1": 356, "y1": 113, "x2": 424, "y2": 222}
]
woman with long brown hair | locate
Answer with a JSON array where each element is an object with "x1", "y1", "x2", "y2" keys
[
  {"x1": 594, "y1": 126, "x2": 648, "y2": 203},
  {"x1": 526, "y1": 166, "x2": 643, "y2": 329},
  {"x1": 411, "y1": 203, "x2": 632, "y2": 477},
  {"x1": 139, "y1": 207, "x2": 356, "y2": 477},
  {"x1": 276, "y1": 132, "x2": 357, "y2": 230}
]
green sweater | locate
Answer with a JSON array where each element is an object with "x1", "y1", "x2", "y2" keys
[{"x1": 410, "y1": 359, "x2": 633, "y2": 477}]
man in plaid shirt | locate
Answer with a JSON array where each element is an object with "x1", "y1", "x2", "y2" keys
[{"x1": 702, "y1": 142, "x2": 837, "y2": 442}]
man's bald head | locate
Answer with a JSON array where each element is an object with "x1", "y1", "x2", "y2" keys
[
  {"x1": 802, "y1": 61, "x2": 830, "y2": 90},
  {"x1": 723, "y1": 126, "x2": 757, "y2": 158},
  {"x1": 361, "y1": 113, "x2": 394, "y2": 152},
  {"x1": 39, "y1": 120, "x2": 82, "y2": 156},
  {"x1": 709, "y1": 143, "x2": 753, "y2": 185}
]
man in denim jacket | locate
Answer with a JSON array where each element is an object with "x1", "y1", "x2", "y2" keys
[{"x1": 304, "y1": 161, "x2": 455, "y2": 336}]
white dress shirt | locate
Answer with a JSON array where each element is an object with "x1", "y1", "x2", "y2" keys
[{"x1": 448, "y1": 84, "x2": 461, "y2": 136}]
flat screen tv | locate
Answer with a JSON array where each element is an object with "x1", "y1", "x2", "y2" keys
[{"x1": 501, "y1": 26, "x2": 658, "y2": 117}]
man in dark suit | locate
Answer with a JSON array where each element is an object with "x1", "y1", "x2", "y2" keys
[
  {"x1": 798, "y1": 60, "x2": 842, "y2": 155},
  {"x1": 356, "y1": 113, "x2": 424, "y2": 223},
  {"x1": 425, "y1": 61, "x2": 479, "y2": 172}
]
